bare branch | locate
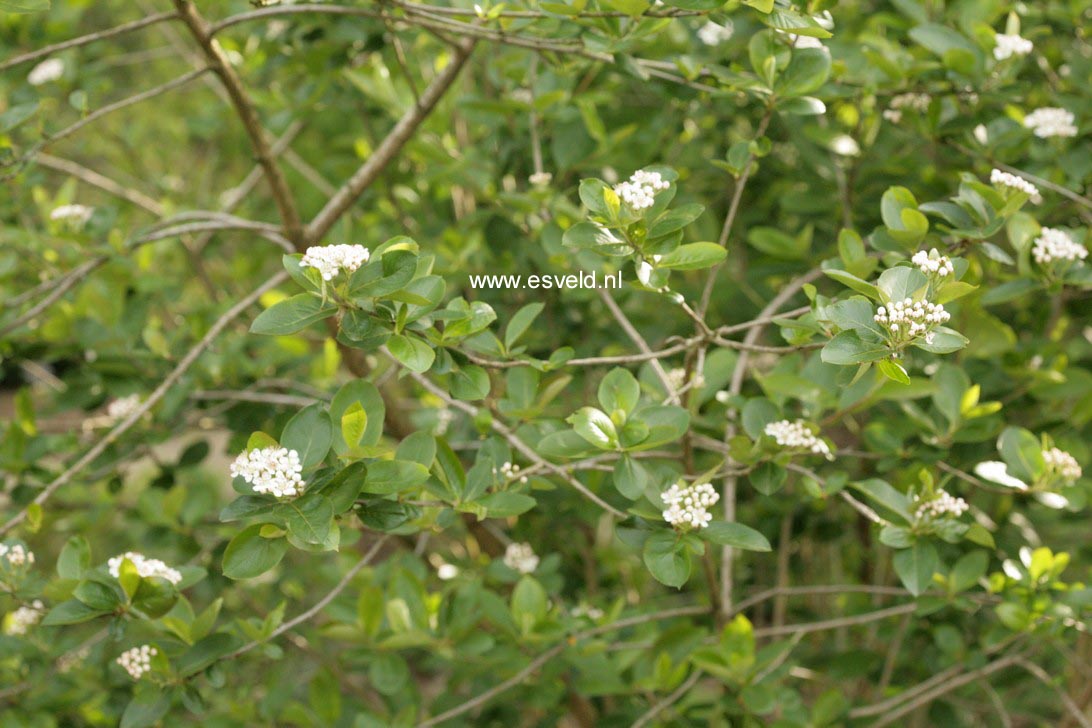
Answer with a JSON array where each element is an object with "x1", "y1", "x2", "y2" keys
[
  {"x1": 631, "y1": 669, "x2": 703, "y2": 728},
  {"x1": 0, "y1": 12, "x2": 178, "y2": 72},
  {"x1": 35, "y1": 153, "x2": 164, "y2": 215},
  {"x1": 171, "y1": 0, "x2": 304, "y2": 245},
  {"x1": 306, "y1": 38, "x2": 476, "y2": 244},
  {"x1": 598, "y1": 288, "x2": 681, "y2": 404}
]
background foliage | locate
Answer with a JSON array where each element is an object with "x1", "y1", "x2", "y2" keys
[{"x1": 2, "y1": 0, "x2": 1091, "y2": 725}]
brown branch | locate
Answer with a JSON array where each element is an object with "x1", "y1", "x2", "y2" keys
[
  {"x1": 306, "y1": 37, "x2": 476, "y2": 243},
  {"x1": 630, "y1": 669, "x2": 703, "y2": 728},
  {"x1": 171, "y1": 0, "x2": 304, "y2": 245}
]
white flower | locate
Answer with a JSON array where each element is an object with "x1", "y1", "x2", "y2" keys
[
  {"x1": 106, "y1": 394, "x2": 142, "y2": 422},
  {"x1": 494, "y1": 461, "x2": 528, "y2": 484},
  {"x1": 662, "y1": 482, "x2": 719, "y2": 530},
  {"x1": 116, "y1": 645, "x2": 157, "y2": 680},
  {"x1": 613, "y1": 169, "x2": 669, "y2": 211},
  {"x1": 230, "y1": 446, "x2": 305, "y2": 498},
  {"x1": 4, "y1": 601, "x2": 44, "y2": 635},
  {"x1": 437, "y1": 563, "x2": 459, "y2": 580},
  {"x1": 1033, "y1": 228, "x2": 1087, "y2": 266},
  {"x1": 1023, "y1": 108, "x2": 1078, "y2": 138},
  {"x1": 989, "y1": 169, "x2": 1041, "y2": 203},
  {"x1": 571, "y1": 604, "x2": 604, "y2": 620},
  {"x1": 107, "y1": 552, "x2": 182, "y2": 585},
  {"x1": 911, "y1": 249, "x2": 955, "y2": 277},
  {"x1": 503, "y1": 542, "x2": 539, "y2": 574},
  {"x1": 974, "y1": 461, "x2": 1028, "y2": 490},
  {"x1": 973, "y1": 124, "x2": 989, "y2": 145},
  {"x1": 889, "y1": 92, "x2": 931, "y2": 114},
  {"x1": 697, "y1": 21, "x2": 734, "y2": 46},
  {"x1": 913, "y1": 490, "x2": 969, "y2": 520},
  {"x1": 764, "y1": 420, "x2": 834, "y2": 459},
  {"x1": 28, "y1": 58, "x2": 64, "y2": 85},
  {"x1": 1043, "y1": 447, "x2": 1082, "y2": 483},
  {"x1": 873, "y1": 297, "x2": 950, "y2": 345},
  {"x1": 882, "y1": 109, "x2": 903, "y2": 124},
  {"x1": 528, "y1": 171, "x2": 552, "y2": 187},
  {"x1": 50, "y1": 204, "x2": 94, "y2": 228},
  {"x1": 665, "y1": 367, "x2": 703, "y2": 392},
  {"x1": 0, "y1": 543, "x2": 34, "y2": 568},
  {"x1": 993, "y1": 33, "x2": 1032, "y2": 60},
  {"x1": 299, "y1": 244, "x2": 370, "y2": 281},
  {"x1": 434, "y1": 407, "x2": 455, "y2": 436},
  {"x1": 830, "y1": 135, "x2": 860, "y2": 156}
]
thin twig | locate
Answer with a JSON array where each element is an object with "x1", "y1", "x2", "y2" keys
[
  {"x1": 630, "y1": 669, "x2": 703, "y2": 728},
  {"x1": 0, "y1": 271, "x2": 288, "y2": 537},
  {"x1": 0, "y1": 12, "x2": 178, "y2": 72},
  {"x1": 597, "y1": 288, "x2": 680, "y2": 405}
]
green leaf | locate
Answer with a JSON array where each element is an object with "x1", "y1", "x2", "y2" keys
[
  {"x1": 643, "y1": 531, "x2": 691, "y2": 588},
  {"x1": 340, "y1": 401, "x2": 367, "y2": 448},
  {"x1": 877, "y1": 359, "x2": 910, "y2": 385},
  {"x1": 598, "y1": 368, "x2": 640, "y2": 418},
  {"x1": 281, "y1": 403, "x2": 333, "y2": 470},
  {"x1": 511, "y1": 576, "x2": 547, "y2": 633},
  {"x1": 281, "y1": 494, "x2": 334, "y2": 546},
  {"x1": 249, "y1": 294, "x2": 336, "y2": 335},
  {"x1": 220, "y1": 495, "x2": 277, "y2": 522},
  {"x1": 949, "y1": 551, "x2": 988, "y2": 594},
  {"x1": 850, "y1": 479, "x2": 913, "y2": 523},
  {"x1": 476, "y1": 492, "x2": 537, "y2": 517},
  {"x1": 120, "y1": 688, "x2": 172, "y2": 728},
  {"x1": 57, "y1": 535, "x2": 91, "y2": 579},
  {"x1": 41, "y1": 599, "x2": 111, "y2": 626},
  {"x1": 655, "y1": 242, "x2": 727, "y2": 270},
  {"x1": 749, "y1": 461, "x2": 787, "y2": 495},
  {"x1": 775, "y1": 48, "x2": 831, "y2": 97},
  {"x1": 997, "y1": 426, "x2": 1045, "y2": 482},
  {"x1": 876, "y1": 266, "x2": 928, "y2": 303},
  {"x1": 0, "y1": 102, "x2": 39, "y2": 132},
  {"x1": 177, "y1": 633, "x2": 244, "y2": 676},
  {"x1": 330, "y1": 381, "x2": 385, "y2": 449},
  {"x1": 821, "y1": 330, "x2": 889, "y2": 365},
  {"x1": 363, "y1": 460, "x2": 430, "y2": 495},
  {"x1": 701, "y1": 522, "x2": 771, "y2": 551},
  {"x1": 505, "y1": 302, "x2": 545, "y2": 350},
  {"x1": 823, "y1": 269, "x2": 882, "y2": 300},
  {"x1": 742, "y1": 0, "x2": 773, "y2": 12},
  {"x1": 631, "y1": 406, "x2": 690, "y2": 449},
  {"x1": 74, "y1": 579, "x2": 122, "y2": 610},
  {"x1": 612, "y1": 454, "x2": 648, "y2": 500},
  {"x1": 388, "y1": 335, "x2": 435, "y2": 373},
  {"x1": 449, "y1": 365, "x2": 490, "y2": 400},
  {"x1": 746, "y1": 227, "x2": 809, "y2": 259},
  {"x1": 567, "y1": 407, "x2": 619, "y2": 449},
  {"x1": 222, "y1": 525, "x2": 289, "y2": 580},
  {"x1": 893, "y1": 541, "x2": 938, "y2": 596},
  {"x1": 0, "y1": 0, "x2": 50, "y2": 13}
]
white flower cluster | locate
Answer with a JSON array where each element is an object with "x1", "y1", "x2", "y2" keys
[
  {"x1": 764, "y1": 420, "x2": 834, "y2": 459},
  {"x1": 1032, "y1": 228, "x2": 1087, "y2": 266},
  {"x1": 990, "y1": 169, "x2": 1041, "y2": 203},
  {"x1": 108, "y1": 552, "x2": 183, "y2": 585},
  {"x1": 882, "y1": 93, "x2": 930, "y2": 123},
  {"x1": 0, "y1": 543, "x2": 34, "y2": 567},
  {"x1": 1043, "y1": 447, "x2": 1082, "y2": 484},
  {"x1": 117, "y1": 645, "x2": 157, "y2": 680},
  {"x1": 911, "y1": 250, "x2": 955, "y2": 277},
  {"x1": 571, "y1": 604, "x2": 604, "y2": 620},
  {"x1": 230, "y1": 447, "x2": 305, "y2": 498},
  {"x1": 874, "y1": 298, "x2": 951, "y2": 345},
  {"x1": 106, "y1": 394, "x2": 142, "y2": 422},
  {"x1": 28, "y1": 58, "x2": 64, "y2": 85},
  {"x1": 299, "y1": 244, "x2": 370, "y2": 281},
  {"x1": 662, "y1": 482, "x2": 719, "y2": 530},
  {"x1": 913, "y1": 490, "x2": 969, "y2": 520},
  {"x1": 50, "y1": 204, "x2": 94, "y2": 228},
  {"x1": 666, "y1": 367, "x2": 704, "y2": 392},
  {"x1": 528, "y1": 171, "x2": 552, "y2": 187},
  {"x1": 613, "y1": 170, "x2": 669, "y2": 211},
  {"x1": 993, "y1": 33, "x2": 1032, "y2": 60},
  {"x1": 4, "y1": 601, "x2": 44, "y2": 636},
  {"x1": 1023, "y1": 107, "x2": 1078, "y2": 138},
  {"x1": 697, "y1": 21, "x2": 734, "y2": 46},
  {"x1": 503, "y1": 542, "x2": 539, "y2": 574},
  {"x1": 494, "y1": 461, "x2": 528, "y2": 484}
]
